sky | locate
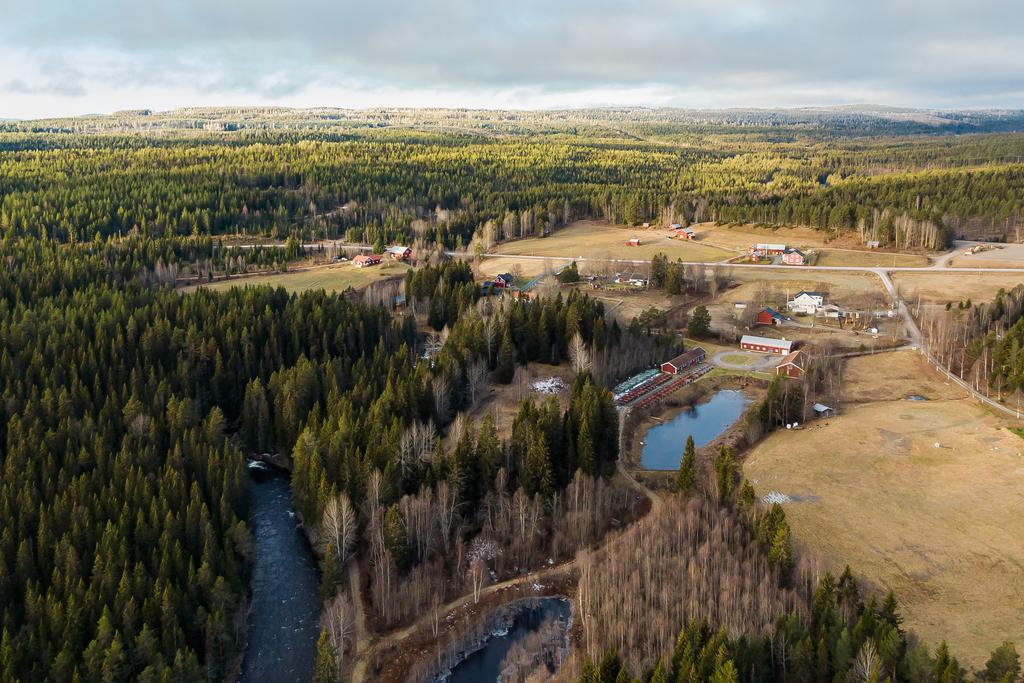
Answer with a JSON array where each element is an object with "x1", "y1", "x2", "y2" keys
[{"x1": 2, "y1": 0, "x2": 1024, "y2": 119}]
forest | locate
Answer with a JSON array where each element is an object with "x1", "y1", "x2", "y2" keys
[
  {"x1": 2, "y1": 109, "x2": 1024, "y2": 251},
  {"x1": 2, "y1": 109, "x2": 1023, "y2": 682}
]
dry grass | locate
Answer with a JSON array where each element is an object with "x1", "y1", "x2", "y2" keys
[
  {"x1": 475, "y1": 256, "x2": 551, "y2": 279},
  {"x1": 743, "y1": 351, "x2": 1024, "y2": 666},
  {"x1": 718, "y1": 270, "x2": 885, "y2": 303},
  {"x1": 814, "y1": 249, "x2": 930, "y2": 268},
  {"x1": 494, "y1": 220, "x2": 734, "y2": 262},
  {"x1": 690, "y1": 222, "x2": 831, "y2": 251},
  {"x1": 892, "y1": 271, "x2": 1024, "y2": 306},
  {"x1": 587, "y1": 288, "x2": 682, "y2": 322},
  {"x1": 183, "y1": 261, "x2": 409, "y2": 294}
]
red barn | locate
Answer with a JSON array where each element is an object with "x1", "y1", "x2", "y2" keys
[
  {"x1": 661, "y1": 347, "x2": 706, "y2": 374},
  {"x1": 740, "y1": 335, "x2": 793, "y2": 355},
  {"x1": 756, "y1": 307, "x2": 787, "y2": 326}
]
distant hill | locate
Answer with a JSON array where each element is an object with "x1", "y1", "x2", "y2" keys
[{"x1": 6, "y1": 105, "x2": 1024, "y2": 137}]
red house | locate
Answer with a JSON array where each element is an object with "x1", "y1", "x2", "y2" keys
[
  {"x1": 781, "y1": 248, "x2": 807, "y2": 265},
  {"x1": 775, "y1": 350, "x2": 805, "y2": 378},
  {"x1": 386, "y1": 245, "x2": 412, "y2": 260},
  {"x1": 352, "y1": 254, "x2": 382, "y2": 268},
  {"x1": 493, "y1": 273, "x2": 515, "y2": 289},
  {"x1": 661, "y1": 347, "x2": 706, "y2": 374}
]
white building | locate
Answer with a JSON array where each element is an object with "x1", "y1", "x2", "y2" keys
[{"x1": 787, "y1": 290, "x2": 827, "y2": 315}]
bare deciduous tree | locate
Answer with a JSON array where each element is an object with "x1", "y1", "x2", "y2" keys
[{"x1": 320, "y1": 493, "x2": 357, "y2": 567}]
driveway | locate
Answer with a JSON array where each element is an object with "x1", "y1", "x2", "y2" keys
[{"x1": 711, "y1": 349, "x2": 781, "y2": 372}]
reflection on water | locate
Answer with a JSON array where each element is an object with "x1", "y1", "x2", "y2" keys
[
  {"x1": 239, "y1": 463, "x2": 321, "y2": 683},
  {"x1": 641, "y1": 390, "x2": 750, "y2": 470},
  {"x1": 446, "y1": 598, "x2": 572, "y2": 683}
]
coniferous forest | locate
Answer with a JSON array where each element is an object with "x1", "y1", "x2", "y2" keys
[{"x1": 0, "y1": 108, "x2": 1023, "y2": 682}]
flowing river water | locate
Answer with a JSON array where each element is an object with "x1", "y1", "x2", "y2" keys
[{"x1": 239, "y1": 462, "x2": 321, "y2": 683}]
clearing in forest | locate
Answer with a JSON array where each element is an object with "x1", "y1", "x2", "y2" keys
[
  {"x1": 183, "y1": 261, "x2": 410, "y2": 294},
  {"x1": 743, "y1": 351, "x2": 1024, "y2": 666},
  {"x1": 493, "y1": 220, "x2": 735, "y2": 262}
]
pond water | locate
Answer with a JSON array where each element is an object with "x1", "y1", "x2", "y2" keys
[
  {"x1": 445, "y1": 597, "x2": 572, "y2": 683},
  {"x1": 239, "y1": 462, "x2": 321, "y2": 683},
  {"x1": 640, "y1": 389, "x2": 751, "y2": 470}
]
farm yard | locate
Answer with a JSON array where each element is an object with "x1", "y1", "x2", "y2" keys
[
  {"x1": 184, "y1": 260, "x2": 410, "y2": 294},
  {"x1": 493, "y1": 220, "x2": 735, "y2": 262},
  {"x1": 743, "y1": 351, "x2": 1024, "y2": 666}
]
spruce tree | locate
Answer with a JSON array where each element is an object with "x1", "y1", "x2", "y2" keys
[{"x1": 677, "y1": 435, "x2": 697, "y2": 495}]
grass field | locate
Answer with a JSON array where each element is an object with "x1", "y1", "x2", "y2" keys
[
  {"x1": 892, "y1": 271, "x2": 1024, "y2": 306},
  {"x1": 475, "y1": 256, "x2": 551, "y2": 279},
  {"x1": 814, "y1": 249, "x2": 930, "y2": 268},
  {"x1": 184, "y1": 261, "x2": 410, "y2": 294},
  {"x1": 744, "y1": 352, "x2": 1024, "y2": 666},
  {"x1": 494, "y1": 220, "x2": 735, "y2": 262},
  {"x1": 690, "y1": 222, "x2": 830, "y2": 251}
]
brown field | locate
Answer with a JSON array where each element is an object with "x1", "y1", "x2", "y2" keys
[
  {"x1": 183, "y1": 261, "x2": 409, "y2": 294},
  {"x1": 892, "y1": 271, "x2": 1024, "y2": 306},
  {"x1": 719, "y1": 269, "x2": 885, "y2": 302},
  {"x1": 494, "y1": 220, "x2": 735, "y2": 262},
  {"x1": 744, "y1": 351, "x2": 1024, "y2": 666},
  {"x1": 588, "y1": 288, "x2": 683, "y2": 322},
  {"x1": 475, "y1": 256, "x2": 551, "y2": 279},
  {"x1": 689, "y1": 222, "x2": 831, "y2": 251},
  {"x1": 814, "y1": 249, "x2": 930, "y2": 268},
  {"x1": 950, "y1": 242, "x2": 1024, "y2": 269}
]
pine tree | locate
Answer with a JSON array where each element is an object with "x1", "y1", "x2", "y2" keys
[
  {"x1": 383, "y1": 505, "x2": 410, "y2": 572},
  {"x1": 677, "y1": 435, "x2": 697, "y2": 495},
  {"x1": 497, "y1": 327, "x2": 516, "y2": 384}
]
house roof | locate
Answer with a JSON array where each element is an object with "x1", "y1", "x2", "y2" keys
[
  {"x1": 793, "y1": 290, "x2": 826, "y2": 299},
  {"x1": 761, "y1": 306, "x2": 787, "y2": 319},
  {"x1": 664, "y1": 347, "x2": 706, "y2": 368},
  {"x1": 784, "y1": 248, "x2": 806, "y2": 257},
  {"x1": 353, "y1": 253, "x2": 381, "y2": 262},
  {"x1": 740, "y1": 335, "x2": 793, "y2": 351},
  {"x1": 813, "y1": 403, "x2": 833, "y2": 413},
  {"x1": 495, "y1": 273, "x2": 514, "y2": 282},
  {"x1": 777, "y1": 350, "x2": 803, "y2": 368},
  {"x1": 753, "y1": 243, "x2": 787, "y2": 251},
  {"x1": 386, "y1": 245, "x2": 410, "y2": 254}
]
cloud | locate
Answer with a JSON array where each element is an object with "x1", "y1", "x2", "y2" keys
[{"x1": 1, "y1": 0, "x2": 1023, "y2": 116}]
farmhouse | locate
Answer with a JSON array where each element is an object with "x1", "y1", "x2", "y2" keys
[
  {"x1": 627, "y1": 237, "x2": 642, "y2": 246},
  {"x1": 756, "y1": 307, "x2": 788, "y2": 326},
  {"x1": 817, "y1": 303, "x2": 846, "y2": 319},
  {"x1": 386, "y1": 245, "x2": 412, "y2": 260},
  {"x1": 352, "y1": 254, "x2": 382, "y2": 268},
  {"x1": 775, "y1": 350, "x2": 805, "y2": 378},
  {"x1": 675, "y1": 226, "x2": 697, "y2": 240},
  {"x1": 780, "y1": 248, "x2": 807, "y2": 265},
  {"x1": 788, "y1": 291, "x2": 826, "y2": 315},
  {"x1": 661, "y1": 347, "x2": 706, "y2": 374},
  {"x1": 493, "y1": 273, "x2": 515, "y2": 289},
  {"x1": 740, "y1": 335, "x2": 793, "y2": 354}
]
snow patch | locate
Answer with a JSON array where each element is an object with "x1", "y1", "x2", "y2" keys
[
  {"x1": 762, "y1": 491, "x2": 793, "y2": 505},
  {"x1": 532, "y1": 377, "x2": 567, "y2": 394}
]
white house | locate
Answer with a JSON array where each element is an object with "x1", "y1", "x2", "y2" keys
[{"x1": 787, "y1": 291, "x2": 827, "y2": 315}]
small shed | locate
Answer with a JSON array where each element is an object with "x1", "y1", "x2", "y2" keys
[
  {"x1": 813, "y1": 403, "x2": 834, "y2": 418},
  {"x1": 756, "y1": 307, "x2": 788, "y2": 326},
  {"x1": 627, "y1": 237, "x2": 642, "y2": 247}
]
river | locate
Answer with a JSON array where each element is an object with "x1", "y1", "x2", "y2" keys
[
  {"x1": 444, "y1": 597, "x2": 572, "y2": 683},
  {"x1": 239, "y1": 462, "x2": 321, "y2": 683},
  {"x1": 640, "y1": 389, "x2": 751, "y2": 469}
]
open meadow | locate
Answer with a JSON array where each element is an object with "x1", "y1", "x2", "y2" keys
[
  {"x1": 813, "y1": 249, "x2": 930, "y2": 268},
  {"x1": 892, "y1": 271, "x2": 1024, "y2": 306},
  {"x1": 744, "y1": 351, "x2": 1024, "y2": 666},
  {"x1": 494, "y1": 220, "x2": 735, "y2": 262},
  {"x1": 183, "y1": 261, "x2": 410, "y2": 294}
]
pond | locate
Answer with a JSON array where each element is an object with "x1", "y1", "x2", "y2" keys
[
  {"x1": 239, "y1": 461, "x2": 321, "y2": 683},
  {"x1": 444, "y1": 597, "x2": 572, "y2": 683},
  {"x1": 640, "y1": 389, "x2": 751, "y2": 470}
]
